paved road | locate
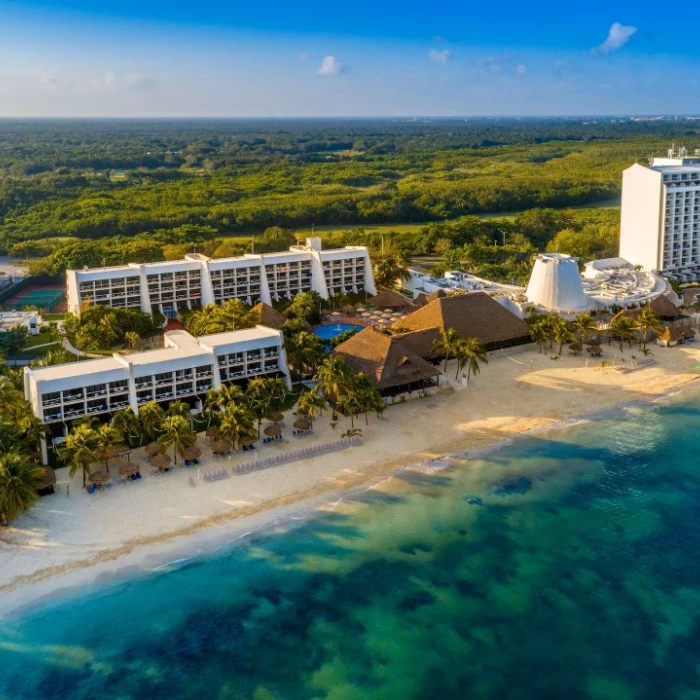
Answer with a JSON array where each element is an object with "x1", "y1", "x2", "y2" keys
[{"x1": 0, "y1": 256, "x2": 29, "y2": 281}]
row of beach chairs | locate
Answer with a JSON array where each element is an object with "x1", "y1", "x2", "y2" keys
[
  {"x1": 203, "y1": 469, "x2": 230, "y2": 482},
  {"x1": 233, "y1": 437, "x2": 362, "y2": 476},
  {"x1": 615, "y1": 357, "x2": 656, "y2": 374}
]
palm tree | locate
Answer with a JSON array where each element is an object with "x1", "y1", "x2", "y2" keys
[
  {"x1": 138, "y1": 401, "x2": 166, "y2": 441},
  {"x1": 552, "y1": 317, "x2": 574, "y2": 356},
  {"x1": 432, "y1": 327, "x2": 462, "y2": 373},
  {"x1": 158, "y1": 415, "x2": 195, "y2": 466},
  {"x1": 94, "y1": 423, "x2": 120, "y2": 472},
  {"x1": 59, "y1": 423, "x2": 100, "y2": 487},
  {"x1": 609, "y1": 316, "x2": 636, "y2": 352},
  {"x1": 167, "y1": 400, "x2": 191, "y2": 419},
  {"x1": 571, "y1": 312, "x2": 597, "y2": 345},
  {"x1": 529, "y1": 319, "x2": 548, "y2": 354},
  {"x1": 0, "y1": 451, "x2": 43, "y2": 525},
  {"x1": 97, "y1": 313, "x2": 121, "y2": 349},
  {"x1": 353, "y1": 375, "x2": 384, "y2": 425},
  {"x1": 111, "y1": 407, "x2": 142, "y2": 446},
  {"x1": 125, "y1": 331, "x2": 140, "y2": 350},
  {"x1": 373, "y1": 253, "x2": 410, "y2": 289},
  {"x1": 296, "y1": 388, "x2": 327, "y2": 427},
  {"x1": 341, "y1": 428, "x2": 363, "y2": 440},
  {"x1": 33, "y1": 347, "x2": 76, "y2": 368},
  {"x1": 245, "y1": 377, "x2": 286, "y2": 437},
  {"x1": 635, "y1": 307, "x2": 662, "y2": 351},
  {"x1": 314, "y1": 355, "x2": 352, "y2": 406},
  {"x1": 285, "y1": 331, "x2": 325, "y2": 375},
  {"x1": 218, "y1": 403, "x2": 256, "y2": 451},
  {"x1": 460, "y1": 337, "x2": 488, "y2": 385}
]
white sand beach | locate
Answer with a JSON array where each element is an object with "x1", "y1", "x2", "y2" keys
[{"x1": 2, "y1": 343, "x2": 700, "y2": 617}]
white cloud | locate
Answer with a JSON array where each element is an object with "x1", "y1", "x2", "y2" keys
[
  {"x1": 594, "y1": 22, "x2": 637, "y2": 55},
  {"x1": 317, "y1": 56, "x2": 344, "y2": 76},
  {"x1": 428, "y1": 49, "x2": 451, "y2": 65},
  {"x1": 516, "y1": 64, "x2": 527, "y2": 76}
]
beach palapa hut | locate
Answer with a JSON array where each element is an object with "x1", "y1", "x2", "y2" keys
[{"x1": 333, "y1": 326, "x2": 441, "y2": 397}]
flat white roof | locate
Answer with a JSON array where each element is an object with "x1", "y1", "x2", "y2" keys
[
  {"x1": 29, "y1": 356, "x2": 126, "y2": 385},
  {"x1": 73, "y1": 266, "x2": 140, "y2": 280},
  {"x1": 68, "y1": 246, "x2": 369, "y2": 277}
]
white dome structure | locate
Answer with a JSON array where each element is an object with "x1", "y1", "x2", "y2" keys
[{"x1": 525, "y1": 254, "x2": 592, "y2": 313}]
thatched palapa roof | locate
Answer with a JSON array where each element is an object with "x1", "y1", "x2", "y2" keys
[
  {"x1": 367, "y1": 290, "x2": 417, "y2": 312},
  {"x1": 659, "y1": 325, "x2": 696, "y2": 344},
  {"x1": 252, "y1": 302, "x2": 287, "y2": 329},
  {"x1": 333, "y1": 327, "x2": 440, "y2": 391},
  {"x1": 613, "y1": 296, "x2": 682, "y2": 322},
  {"x1": 392, "y1": 293, "x2": 530, "y2": 350}
]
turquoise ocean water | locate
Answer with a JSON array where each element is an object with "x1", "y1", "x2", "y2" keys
[{"x1": 2, "y1": 394, "x2": 700, "y2": 699}]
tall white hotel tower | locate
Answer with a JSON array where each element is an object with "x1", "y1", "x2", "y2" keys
[{"x1": 620, "y1": 146, "x2": 700, "y2": 281}]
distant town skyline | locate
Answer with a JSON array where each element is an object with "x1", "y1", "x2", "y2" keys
[{"x1": 1, "y1": 1, "x2": 699, "y2": 117}]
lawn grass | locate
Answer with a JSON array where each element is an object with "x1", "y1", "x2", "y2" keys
[{"x1": 23, "y1": 331, "x2": 55, "y2": 348}]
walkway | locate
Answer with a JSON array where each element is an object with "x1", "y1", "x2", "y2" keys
[{"x1": 62, "y1": 338, "x2": 105, "y2": 359}]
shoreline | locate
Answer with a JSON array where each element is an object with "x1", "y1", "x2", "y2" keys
[{"x1": 2, "y1": 347, "x2": 700, "y2": 620}]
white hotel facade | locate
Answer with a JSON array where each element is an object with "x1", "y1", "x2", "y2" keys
[
  {"x1": 66, "y1": 238, "x2": 376, "y2": 316},
  {"x1": 24, "y1": 327, "x2": 290, "y2": 462},
  {"x1": 620, "y1": 151, "x2": 700, "y2": 281}
]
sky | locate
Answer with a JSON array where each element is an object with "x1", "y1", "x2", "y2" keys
[{"x1": 0, "y1": 0, "x2": 699, "y2": 117}]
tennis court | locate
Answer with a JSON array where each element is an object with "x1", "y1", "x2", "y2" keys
[{"x1": 5, "y1": 286, "x2": 66, "y2": 311}]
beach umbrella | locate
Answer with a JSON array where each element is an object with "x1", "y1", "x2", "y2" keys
[
  {"x1": 88, "y1": 469, "x2": 110, "y2": 485},
  {"x1": 150, "y1": 453, "x2": 172, "y2": 469},
  {"x1": 361, "y1": 312, "x2": 372, "y2": 318},
  {"x1": 240, "y1": 436, "x2": 256, "y2": 447},
  {"x1": 321, "y1": 308, "x2": 331, "y2": 316},
  {"x1": 342, "y1": 304, "x2": 355, "y2": 314},
  {"x1": 108, "y1": 444, "x2": 131, "y2": 459},
  {"x1": 205, "y1": 426, "x2": 219, "y2": 438},
  {"x1": 40, "y1": 467, "x2": 57, "y2": 488},
  {"x1": 182, "y1": 444, "x2": 202, "y2": 461},
  {"x1": 145, "y1": 441, "x2": 162, "y2": 457},
  {"x1": 330, "y1": 311, "x2": 341, "y2": 316},
  {"x1": 264, "y1": 424, "x2": 281, "y2": 438},
  {"x1": 355, "y1": 305, "x2": 366, "y2": 312},
  {"x1": 293, "y1": 417, "x2": 311, "y2": 430},
  {"x1": 211, "y1": 439, "x2": 232, "y2": 455},
  {"x1": 568, "y1": 342, "x2": 582, "y2": 352},
  {"x1": 383, "y1": 308, "x2": 393, "y2": 313},
  {"x1": 117, "y1": 461, "x2": 139, "y2": 477},
  {"x1": 269, "y1": 411, "x2": 284, "y2": 423}
]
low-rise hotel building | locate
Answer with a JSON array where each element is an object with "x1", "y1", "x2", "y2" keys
[
  {"x1": 66, "y1": 238, "x2": 376, "y2": 316},
  {"x1": 24, "y1": 326, "x2": 290, "y2": 462}
]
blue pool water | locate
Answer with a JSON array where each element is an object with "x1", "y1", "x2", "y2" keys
[
  {"x1": 3, "y1": 394, "x2": 700, "y2": 698},
  {"x1": 313, "y1": 322, "x2": 364, "y2": 341}
]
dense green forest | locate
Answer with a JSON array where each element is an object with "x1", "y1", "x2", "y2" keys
[
  {"x1": 0, "y1": 117, "x2": 696, "y2": 251},
  {"x1": 1, "y1": 117, "x2": 698, "y2": 279}
]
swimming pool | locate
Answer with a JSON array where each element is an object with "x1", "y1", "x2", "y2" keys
[{"x1": 314, "y1": 323, "x2": 364, "y2": 341}]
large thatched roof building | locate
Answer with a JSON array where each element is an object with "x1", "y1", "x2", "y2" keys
[
  {"x1": 252, "y1": 302, "x2": 287, "y2": 329},
  {"x1": 333, "y1": 327, "x2": 440, "y2": 396},
  {"x1": 391, "y1": 293, "x2": 531, "y2": 350}
]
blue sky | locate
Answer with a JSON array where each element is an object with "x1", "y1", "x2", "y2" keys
[{"x1": 0, "y1": 0, "x2": 698, "y2": 117}]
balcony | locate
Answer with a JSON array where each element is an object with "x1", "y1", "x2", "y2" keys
[
  {"x1": 62, "y1": 393, "x2": 84, "y2": 404},
  {"x1": 42, "y1": 396, "x2": 62, "y2": 407}
]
